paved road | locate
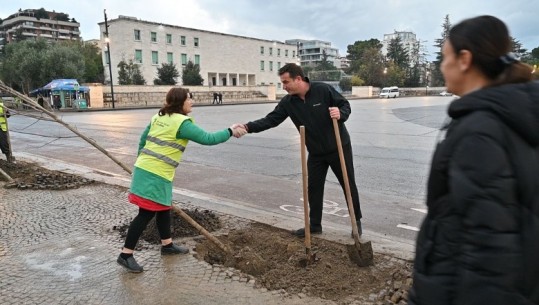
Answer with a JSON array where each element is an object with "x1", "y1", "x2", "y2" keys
[{"x1": 7, "y1": 96, "x2": 453, "y2": 246}]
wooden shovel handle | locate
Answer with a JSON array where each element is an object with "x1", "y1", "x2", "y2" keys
[
  {"x1": 300, "y1": 126, "x2": 311, "y2": 249},
  {"x1": 332, "y1": 119, "x2": 361, "y2": 242}
]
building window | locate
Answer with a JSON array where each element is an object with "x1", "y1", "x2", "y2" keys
[
  {"x1": 104, "y1": 51, "x2": 109, "y2": 64},
  {"x1": 151, "y1": 31, "x2": 157, "y2": 42},
  {"x1": 166, "y1": 34, "x2": 172, "y2": 44},
  {"x1": 277, "y1": 62, "x2": 281, "y2": 69},
  {"x1": 260, "y1": 60, "x2": 265, "y2": 71},
  {"x1": 269, "y1": 61, "x2": 273, "y2": 71},
  {"x1": 292, "y1": 51, "x2": 296, "y2": 57},
  {"x1": 167, "y1": 52, "x2": 173, "y2": 64},
  {"x1": 277, "y1": 49, "x2": 281, "y2": 56},
  {"x1": 285, "y1": 50, "x2": 289, "y2": 57},
  {"x1": 180, "y1": 35, "x2": 186, "y2": 46},
  {"x1": 269, "y1": 47, "x2": 273, "y2": 56},
  {"x1": 134, "y1": 29, "x2": 141, "y2": 41},
  {"x1": 194, "y1": 37, "x2": 199, "y2": 47},
  {"x1": 260, "y1": 46, "x2": 264, "y2": 55},
  {"x1": 181, "y1": 53, "x2": 187, "y2": 65},
  {"x1": 194, "y1": 54, "x2": 200, "y2": 65},
  {"x1": 135, "y1": 49, "x2": 142, "y2": 63},
  {"x1": 152, "y1": 51, "x2": 158, "y2": 65}
]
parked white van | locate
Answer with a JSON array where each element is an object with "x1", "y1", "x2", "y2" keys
[{"x1": 379, "y1": 86, "x2": 400, "y2": 98}]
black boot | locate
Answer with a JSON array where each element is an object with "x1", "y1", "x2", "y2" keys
[{"x1": 117, "y1": 254, "x2": 143, "y2": 273}]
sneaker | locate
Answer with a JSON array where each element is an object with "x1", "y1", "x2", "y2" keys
[
  {"x1": 292, "y1": 226, "x2": 323, "y2": 238},
  {"x1": 161, "y1": 243, "x2": 190, "y2": 255},
  {"x1": 117, "y1": 255, "x2": 143, "y2": 273},
  {"x1": 351, "y1": 220, "x2": 363, "y2": 237}
]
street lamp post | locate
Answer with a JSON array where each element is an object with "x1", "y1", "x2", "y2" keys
[
  {"x1": 425, "y1": 71, "x2": 430, "y2": 96},
  {"x1": 103, "y1": 9, "x2": 115, "y2": 109}
]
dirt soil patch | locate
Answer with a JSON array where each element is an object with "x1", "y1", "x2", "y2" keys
[
  {"x1": 195, "y1": 223, "x2": 413, "y2": 304},
  {"x1": 0, "y1": 159, "x2": 95, "y2": 190}
]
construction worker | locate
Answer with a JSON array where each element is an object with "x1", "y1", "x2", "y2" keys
[{"x1": 0, "y1": 97, "x2": 13, "y2": 162}]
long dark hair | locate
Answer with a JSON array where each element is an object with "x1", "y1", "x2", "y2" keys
[
  {"x1": 448, "y1": 15, "x2": 533, "y2": 86},
  {"x1": 158, "y1": 87, "x2": 191, "y2": 116}
]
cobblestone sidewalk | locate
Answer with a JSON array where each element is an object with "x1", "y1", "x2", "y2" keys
[{"x1": 0, "y1": 183, "x2": 334, "y2": 305}]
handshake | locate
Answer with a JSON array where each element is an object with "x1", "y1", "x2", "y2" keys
[{"x1": 229, "y1": 123, "x2": 248, "y2": 138}]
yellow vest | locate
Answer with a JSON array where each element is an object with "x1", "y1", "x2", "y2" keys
[
  {"x1": 135, "y1": 113, "x2": 191, "y2": 181},
  {"x1": 0, "y1": 100, "x2": 7, "y2": 132}
]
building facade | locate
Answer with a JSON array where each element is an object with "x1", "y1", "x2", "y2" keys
[
  {"x1": 98, "y1": 16, "x2": 298, "y2": 88},
  {"x1": 285, "y1": 39, "x2": 341, "y2": 68},
  {"x1": 0, "y1": 9, "x2": 80, "y2": 43}
]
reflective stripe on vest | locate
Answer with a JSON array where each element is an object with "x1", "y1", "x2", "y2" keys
[
  {"x1": 139, "y1": 147, "x2": 180, "y2": 168},
  {"x1": 146, "y1": 135, "x2": 186, "y2": 152}
]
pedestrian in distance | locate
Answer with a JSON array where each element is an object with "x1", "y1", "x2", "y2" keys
[
  {"x1": 0, "y1": 98, "x2": 13, "y2": 162},
  {"x1": 117, "y1": 87, "x2": 247, "y2": 273},
  {"x1": 218, "y1": 92, "x2": 223, "y2": 104},
  {"x1": 212, "y1": 92, "x2": 218, "y2": 104},
  {"x1": 408, "y1": 15, "x2": 539, "y2": 305},
  {"x1": 233, "y1": 63, "x2": 363, "y2": 238}
]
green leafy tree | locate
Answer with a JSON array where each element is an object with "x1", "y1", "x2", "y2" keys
[
  {"x1": 357, "y1": 47, "x2": 385, "y2": 87},
  {"x1": 1, "y1": 39, "x2": 48, "y2": 93},
  {"x1": 511, "y1": 37, "x2": 527, "y2": 59},
  {"x1": 40, "y1": 44, "x2": 85, "y2": 84},
  {"x1": 54, "y1": 13, "x2": 70, "y2": 22},
  {"x1": 34, "y1": 8, "x2": 49, "y2": 20},
  {"x1": 181, "y1": 60, "x2": 203, "y2": 85},
  {"x1": 154, "y1": 62, "x2": 179, "y2": 85},
  {"x1": 346, "y1": 39, "x2": 383, "y2": 74},
  {"x1": 531, "y1": 47, "x2": 539, "y2": 60},
  {"x1": 117, "y1": 59, "x2": 146, "y2": 85},
  {"x1": 431, "y1": 15, "x2": 451, "y2": 86}
]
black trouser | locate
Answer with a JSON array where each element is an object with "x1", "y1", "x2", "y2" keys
[
  {"x1": 307, "y1": 143, "x2": 362, "y2": 227},
  {"x1": 0, "y1": 129, "x2": 9, "y2": 155},
  {"x1": 123, "y1": 208, "x2": 171, "y2": 250}
]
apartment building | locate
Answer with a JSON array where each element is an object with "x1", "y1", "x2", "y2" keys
[
  {"x1": 285, "y1": 39, "x2": 341, "y2": 68},
  {"x1": 0, "y1": 8, "x2": 80, "y2": 43},
  {"x1": 381, "y1": 31, "x2": 418, "y2": 58},
  {"x1": 98, "y1": 15, "x2": 298, "y2": 87}
]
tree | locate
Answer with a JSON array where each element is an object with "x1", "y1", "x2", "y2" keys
[
  {"x1": 432, "y1": 15, "x2": 451, "y2": 86},
  {"x1": 34, "y1": 8, "x2": 49, "y2": 20},
  {"x1": 1, "y1": 39, "x2": 48, "y2": 93},
  {"x1": 350, "y1": 75, "x2": 364, "y2": 86},
  {"x1": 40, "y1": 44, "x2": 85, "y2": 85},
  {"x1": 181, "y1": 60, "x2": 203, "y2": 85},
  {"x1": 356, "y1": 47, "x2": 385, "y2": 87},
  {"x1": 346, "y1": 39, "x2": 382, "y2": 74},
  {"x1": 154, "y1": 62, "x2": 179, "y2": 85},
  {"x1": 386, "y1": 35, "x2": 409, "y2": 69},
  {"x1": 531, "y1": 47, "x2": 539, "y2": 60},
  {"x1": 117, "y1": 59, "x2": 146, "y2": 85}
]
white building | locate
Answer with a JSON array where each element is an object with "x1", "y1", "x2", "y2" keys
[
  {"x1": 97, "y1": 16, "x2": 298, "y2": 88},
  {"x1": 0, "y1": 8, "x2": 80, "y2": 43},
  {"x1": 285, "y1": 39, "x2": 341, "y2": 68}
]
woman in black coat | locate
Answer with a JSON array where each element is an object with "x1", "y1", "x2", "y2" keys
[{"x1": 409, "y1": 15, "x2": 539, "y2": 305}]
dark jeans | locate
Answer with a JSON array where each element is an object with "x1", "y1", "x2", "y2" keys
[
  {"x1": 123, "y1": 208, "x2": 171, "y2": 250},
  {"x1": 307, "y1": 143, "x2": 362, "y2": 227},
  {"x1": 0, "y1": 129, "x2": 9, "y2": 155}
]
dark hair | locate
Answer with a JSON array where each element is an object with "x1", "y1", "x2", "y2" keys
[
  {"x1": 158, "y1": 87, "x2": 191, "y2": 116},
  {"x1": 278, "y1": 63, "x2": 306, "y2": 80},
  {"x1": 448, "y1": 15, "x2": 533, "y2": 86}
]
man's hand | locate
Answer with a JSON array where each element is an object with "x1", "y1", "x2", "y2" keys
[
  {"x1": 329, "y1": 107, "x2": 340, "y2": 120},
  {"x1": 230, "y1": 124, "x2": 248, "y2": 138}
]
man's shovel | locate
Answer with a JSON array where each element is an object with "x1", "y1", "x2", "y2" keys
[
  {"x1": 299, "y1": 126, "x2": 316, "y2": 266},
  {"x1": 332, "y1": 118, "x2": 373, "y2": 267}
]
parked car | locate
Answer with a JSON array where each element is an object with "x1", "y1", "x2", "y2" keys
[
  {"x1": 379, "y1": 86, "x2": 399, "y2": 98},
  {"x1": 439, "y1": 90, "x2": 453, "y2": 96}
]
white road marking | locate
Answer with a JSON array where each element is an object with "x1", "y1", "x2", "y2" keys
[
  {"x1": 411, "y1": 208, "x2": 427, "y2": 214},
  {"x1": 397, "y1": 224, "x2": 420, "y2": 231}
]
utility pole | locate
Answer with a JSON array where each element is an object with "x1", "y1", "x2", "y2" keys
[{"x1": 103, "y1": 9, "x2": 115, "y2": 109}]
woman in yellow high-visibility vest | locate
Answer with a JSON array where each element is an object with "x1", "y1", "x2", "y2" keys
[
  {"x1": 0, "y1": 99, "x2": 12, "y2": 162},
  {"x1": 117, "y1": 87, "x2": 246, "y2": 273}
]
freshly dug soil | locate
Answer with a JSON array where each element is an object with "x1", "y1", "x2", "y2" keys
[{"x1": 0, "y1": 159, "x2": 94, "y2": 190}]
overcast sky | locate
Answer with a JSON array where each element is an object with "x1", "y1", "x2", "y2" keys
[{"x1": 2, "y1": 0, "x2": 538, "y2": 60}]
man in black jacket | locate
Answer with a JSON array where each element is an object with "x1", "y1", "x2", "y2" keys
[{"x1": 236, "y1": 63, "x2": 363, "y2": 237}]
